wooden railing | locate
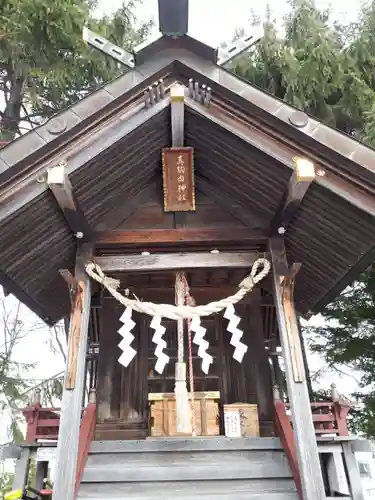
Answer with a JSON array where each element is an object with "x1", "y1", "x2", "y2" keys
[
  {"x1": 21, "y1": 389, "x2": 97, "y2": 499},
  {"x1": 74, "y1": 400, "x2": 97, "y2": 498},
  {"x1": 22, "y1": 404, "x2": 61, "y2": 443},
  {"x1": 274, "y1": 395, "x2": 352, "y2": 500},
  {"x1": 274, "y1": 399, "x2": 303, "y2": 500},
  {"x1": 310, "y1": 401, "x2": 350, "y2": 436}
]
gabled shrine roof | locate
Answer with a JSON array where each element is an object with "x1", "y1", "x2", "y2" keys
[{"x1": 1, "y1": 35, "x2": 375, "y2": 324}]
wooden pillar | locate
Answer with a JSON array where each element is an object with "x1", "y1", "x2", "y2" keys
[
  {"x1": 12, "y1": 448, "x2": 31, "y2": 491},
  {"x1": 53, "y1": 243, "x2": 92, "y2": 500},
  {"x1": 247, "y1": 290, "x2": 274, "y2": 424},
  {"x1": 342, "y1": 442, "x2": 366, "y2": 500},
  {"x1": 270, "y1": 237, "x2": 325, "y2": 500}
]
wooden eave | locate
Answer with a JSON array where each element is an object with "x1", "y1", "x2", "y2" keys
[{"x1": 0, "y1": 38, "x2": 375, "y2": 323}]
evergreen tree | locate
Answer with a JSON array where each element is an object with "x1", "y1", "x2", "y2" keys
[
  {"x1": 233, "y1": 0, "x2": 375, "y2": 142},
  {"x1": 232, "y1": 0, "x2": 375, "y2": 438},
  {"x1": 0, "y1": 0, "x2": 152, "y2": 141},
  {"x1": 306, "y1": 268, "x2": 375, "y2": 438}
]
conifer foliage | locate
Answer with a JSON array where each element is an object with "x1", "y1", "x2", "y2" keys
[
  {"x1": 233, "y1": 0, "x2": 375, "y2": 438},
  {"x1": 0, "y1": 0, "x2": 151, "y2": 141},
  {"x1": 234, "y1": 1, "x2": 375, "y2": 143}
]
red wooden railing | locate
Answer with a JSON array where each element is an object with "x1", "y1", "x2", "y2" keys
[
  {"x1": 74, "y1": 401, "x2": 97, "y2": 498},
  {"x1": 310, "y1": 401, "x2": 350, "y2": 436},
  {"x1": 21, "y1": 391, "x2": 97, "y2": 499},
  {"x1": 22, "y1": 404, "x2": 61, "y2": 443},
  {"x1": 274, "y1": 399, "x2": 303, "y2": 500},
  {"x1": 274, "y1": 397, "x2": 351, "y2": 500}
]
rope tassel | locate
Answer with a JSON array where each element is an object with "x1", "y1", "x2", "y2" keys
[{"x1": 174, "y1": 272, "x2": 192, "y2": 434}]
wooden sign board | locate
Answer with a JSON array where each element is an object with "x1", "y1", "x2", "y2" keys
[
  {"x1": 162, "y1": 147, "x2": 195, "y2": 212},
  {"x1": 36, "y1": 447, "x2": 57, "y2": 462}
]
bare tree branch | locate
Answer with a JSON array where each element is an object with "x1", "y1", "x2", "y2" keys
[{"x1": 53, "y1": 326, "x2": 66, "y2": 363}]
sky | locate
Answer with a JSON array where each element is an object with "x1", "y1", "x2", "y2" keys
[{"x1": 98, "y1": 0, "x2": 361, "y2": 47}]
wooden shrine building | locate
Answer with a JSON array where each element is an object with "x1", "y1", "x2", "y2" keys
[{"x1": 1, "y1": 3, "x2": 375, "y2": 500}]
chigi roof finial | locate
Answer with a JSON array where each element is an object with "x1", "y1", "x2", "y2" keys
[{"x1": 158, "y1": 0, "x2": 189, "y2": 37}]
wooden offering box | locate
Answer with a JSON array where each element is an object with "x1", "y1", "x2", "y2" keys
[
  {"x1": 149, "y1": 391, "x2": 220, "y2": 437},
  {"x1": 224, "y1": 403, "x2": 260, "y2": 437}
]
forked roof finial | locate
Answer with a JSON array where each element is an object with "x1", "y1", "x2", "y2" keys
[{"x1": 158, "y1": 0, "x2": 189, "y2": 37}]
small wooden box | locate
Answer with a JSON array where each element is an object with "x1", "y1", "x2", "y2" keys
[
  {"x1": 223, "y1": 403, "x2": 260, "y2": 437},
  {"x1": 149, "y1": 392, "x2": 220, "y2": 437}
]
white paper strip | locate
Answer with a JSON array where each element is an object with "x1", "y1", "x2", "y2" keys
[
  {"x1": 224, "y1": 304, "x2": 248, "y2": 362},
  {"x1": 224, "y1": 410, "x2": 242, "y2": 438},
  {"x1": 190, "y1": 315, "x2": 213, "y2": 374},
  {"x1": 150, "y1": 316, "x2": 170, "y2": 374},
  {"x1": 118, "y1": 307, "x2": 137, "y2": 367}
]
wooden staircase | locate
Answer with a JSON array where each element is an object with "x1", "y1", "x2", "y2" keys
[
  {"x1": 76, "y1": 437, "x2": 299, "y2": 500},
  {"x1": 16, "y1": 395, "x2": 360, "y2": 499}
]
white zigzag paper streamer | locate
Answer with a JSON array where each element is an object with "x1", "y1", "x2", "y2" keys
[
  {"x1": 150, "y1": 316, "x2": 169, "y2": 374},
  {"x1": 190, "y1": 315, "x2": 213, "y2": 374},
  {"x1": 224, "y1": 304, "x2": 248, "y2": 362},
  {"x1": 118, "y1": 307, "x2": 137, "y2": 367}
]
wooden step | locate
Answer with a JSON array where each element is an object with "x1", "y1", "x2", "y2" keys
[
  {"x1": 90, "y1": 436, "x2": 283, "y2": 453},
  {"x1": 83, "y1": 448, "x2": 292, "y2": 482},
  {"x1": 79, "y1": 437, "x2": 297, "y2": 499},
  {"x1": 78, "y1": 479, "x2": 298, "y2": 499}
]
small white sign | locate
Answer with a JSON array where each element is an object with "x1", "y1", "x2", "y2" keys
[
  {"x1": 36, "y1": 447, "x2": 57, "y2": 462},
  {"x1": 224, "y1": 410, "x2": 241, "y2": 438}
]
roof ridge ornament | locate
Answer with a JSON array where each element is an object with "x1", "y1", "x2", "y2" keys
[
  {"x1": 217, "y1": 29, "x2": 264, "y2": 66},
  {"x1": 158, "y1": 0, "x2": 189, "y2": 37},
  {"x1": 82, "y1": 27, "x2": 135, "y2": 68},
  {"x1": 83, "y1": 0, "x2": 263, "y2": 69}
]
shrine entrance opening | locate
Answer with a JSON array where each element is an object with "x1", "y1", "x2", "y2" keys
[{"x1": 93, "y1": 264, "x2": 275, "y2": 441}]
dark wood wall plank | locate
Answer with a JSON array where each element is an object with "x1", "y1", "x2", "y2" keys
[
  {"x1": 112, "y1": 191, "x2": 251, "y2": 231},
  {"x1": 96, "y1": 299, "x2": 118, "y2": 422},
  {"x1": 247, "y1": 290, "x2": 274, "y2": 424}
]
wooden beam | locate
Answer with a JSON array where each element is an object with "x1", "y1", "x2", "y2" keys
[
  {"x1": 59, "y1": 269, "x2": 81, "y2": 290},
  {"x1": 171, "y1": 83, "x2": 185, "y2": 147},
  {"x1": 171, "y1": 83, "x2": 187, "y2": 228},
  {"x1": 271, "y1": 158, "x2": 315, "y2": 235},
  {"x1": 47, "y1": 162, "x2": 93, "y2": 241},
  {"x1": 95, "y1": 228, "x2": 267, "y2": 247},
  {"x1": 53, "y1": 243, "x2": 92, "y2": 500},
  {"x1": 65, "y1": 281, "x2": 84, "y2": 390},
  {"x1": 269, "y1": 237, "x2": 325, "y2": 500},
  {"x1": 96, "y1": 251, "x2": 261, "y2": 272}
]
